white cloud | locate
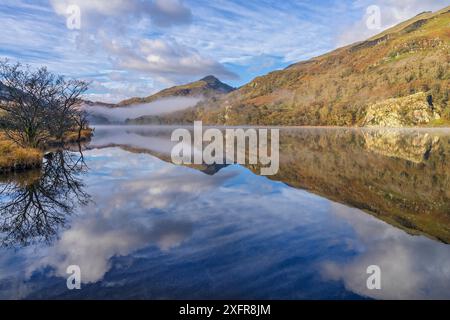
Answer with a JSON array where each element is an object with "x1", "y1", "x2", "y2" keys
[
  {"x1": 104, "y1": 37, "x2": 238, "y2": 82},
  {"x1": 46, "y1": 0, "x2": 236, "y2": 94},
  {"x1": 50, "y1": 0, "x2": 192, "y2": 29},
  {"x1": 172, "y1": 0, "x2": 339, "y2": 64}
]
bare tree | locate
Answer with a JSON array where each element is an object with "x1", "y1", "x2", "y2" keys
[
  {"x1": 73, "y1": 109, "x2": 90, "y2": 142},
  {"x1": 0, "y1": 59, "x2": 89, "y2": 148},
  {"x1": 0, "y1": 150, "x2": 90, "y2": 247}
]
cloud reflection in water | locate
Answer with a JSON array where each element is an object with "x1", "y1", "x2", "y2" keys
[{"x1": 0, "y1": 143, "x2": 449, "y2": 299}]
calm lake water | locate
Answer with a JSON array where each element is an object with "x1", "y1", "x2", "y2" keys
[{"x1": 1, "y1": 126, "x2": 450, "y2": 300}]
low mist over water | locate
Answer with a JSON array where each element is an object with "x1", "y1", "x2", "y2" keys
[{"x1": 85, "y1": 97, "x2": 203, "y2": 123}]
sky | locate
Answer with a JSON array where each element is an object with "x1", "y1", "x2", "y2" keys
[{"x1": 0, "y1": 0, "x2": 448, "y2": 103}]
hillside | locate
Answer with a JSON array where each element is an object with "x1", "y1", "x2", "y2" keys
[
  {"x1": 118, "y1": 75, "x2": 234, "y2": 107},
  {"x1": 0, "y1": 82, "x2": 8, "y2": 101},
  {"x1": 82, "y1": 100, "x2": 116, "y2": 108},
  {"x1": 139, "y1": 6, "x2": 450, "y2": 126}
]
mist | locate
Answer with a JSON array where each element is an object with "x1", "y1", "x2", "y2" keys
[{"x1": 85, "y1": 96, "x2": 203, "y2": 123}]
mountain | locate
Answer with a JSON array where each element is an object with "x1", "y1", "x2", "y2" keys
[
  {"x1": 117, "y1": 75, "x2": 235, "y2": 107},
  {"x1": 141, "y1": 6, "x2": 450, "y2": 127},
  {"x1": 82, "y1": 100, "x2": 116, "y2": 108}
]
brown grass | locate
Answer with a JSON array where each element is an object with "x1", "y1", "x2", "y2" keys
[
  {"x1": 64, "y1": 129, "x2": 93, "y2": 143},
  {"x1": 0, "y1": 133, "x2": 43, "y2": 173},
  {"x1": 0, "y1": 127, "x2": 93, "y2": 173}
]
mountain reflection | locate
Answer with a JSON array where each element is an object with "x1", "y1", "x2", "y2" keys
[
  {"x1": 265, "y1": 128, "x2": 450, "y2": 243},
  {"x1": 0, "y1": 150, "x2": 90, "y2": 247},
  {"x1": 91, "y1": 126, "x2": 450, "y2": 243},
  {"x1": 363, "y1": 129, "x2": 441, "y2": 163}
]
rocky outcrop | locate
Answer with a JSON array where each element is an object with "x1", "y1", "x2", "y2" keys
[{"x1": 363, "y1": 92, "x2": 441, "y2": 127}]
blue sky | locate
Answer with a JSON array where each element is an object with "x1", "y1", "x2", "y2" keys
[{"x1": 0, "y1": 0, "x2": 448, "y2": 102}]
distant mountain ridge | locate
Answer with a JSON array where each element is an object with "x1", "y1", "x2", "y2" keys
[
  {"x1": 130, "y1": 6, "x2": 450, "y2": 127},
  {"x1": 83, "y1": 76, "x2": 235, "y2": 124},
  {"x1": 82, "y1": 100, "x2": 116, "y2": 108},
  {"x1": 117, "y1": 75, "x2": 235, "y2": 107}
]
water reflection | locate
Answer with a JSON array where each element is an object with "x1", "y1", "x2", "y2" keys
[
  {"x1": 268, "y1": 128, "x2": 450, "y2": 243},
  {"x1": 322, "y1": 203, "x2": 450, "y2": 300},
  {"x1": 91, "y1": 126, "x2": 450, "y2": 243},
  {"x1": 0, "y1": 127, "x2": 450, "y2": 300},
  {"x1": 363, "y1": 129, "x2": 441, "y2": 163},
  {"x1": 0, "y1": 150, "x2": 89, "y2": 247}
]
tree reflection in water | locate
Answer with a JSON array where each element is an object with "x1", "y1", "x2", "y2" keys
[{"x1": 0, "y1": 150, "x2": 90, "y2": 247}]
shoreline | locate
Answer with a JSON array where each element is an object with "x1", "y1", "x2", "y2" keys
[
  {"x1": 0, "y1": 129, "x2": 93, "y2": 174},
  {"x1": 92, "y1": 123, "x2": 450, "y2": 130}
]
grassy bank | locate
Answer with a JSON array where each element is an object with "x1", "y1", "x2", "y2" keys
[
  {"x1": 429, "y1": 118, "x2": 450, "y2": 127},
  {"x1": 47, "y1": 128, "x2": 94, "y2": 146},
  {"x1": 0, "y1": 129, "x2": 93, "y2": 173},
  {"x1": 0, "y1": 133, "x2": 42, "y2": 173}
]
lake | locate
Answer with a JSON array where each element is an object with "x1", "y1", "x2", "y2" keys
[{"x1": 1, "y1": 126, "x2": 450, "y2": 300}]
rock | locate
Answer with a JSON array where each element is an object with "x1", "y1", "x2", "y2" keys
[{"x1": 363, "y1": 92, "x2": 441, "y2": 127}]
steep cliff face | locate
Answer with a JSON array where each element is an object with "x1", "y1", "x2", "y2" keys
[
  {"x1": 145, "y1": 6, "x2": 450, "y2": 127},
  {"x1": 363, "y1": 92, "x2": 441, "y2": 127}
]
